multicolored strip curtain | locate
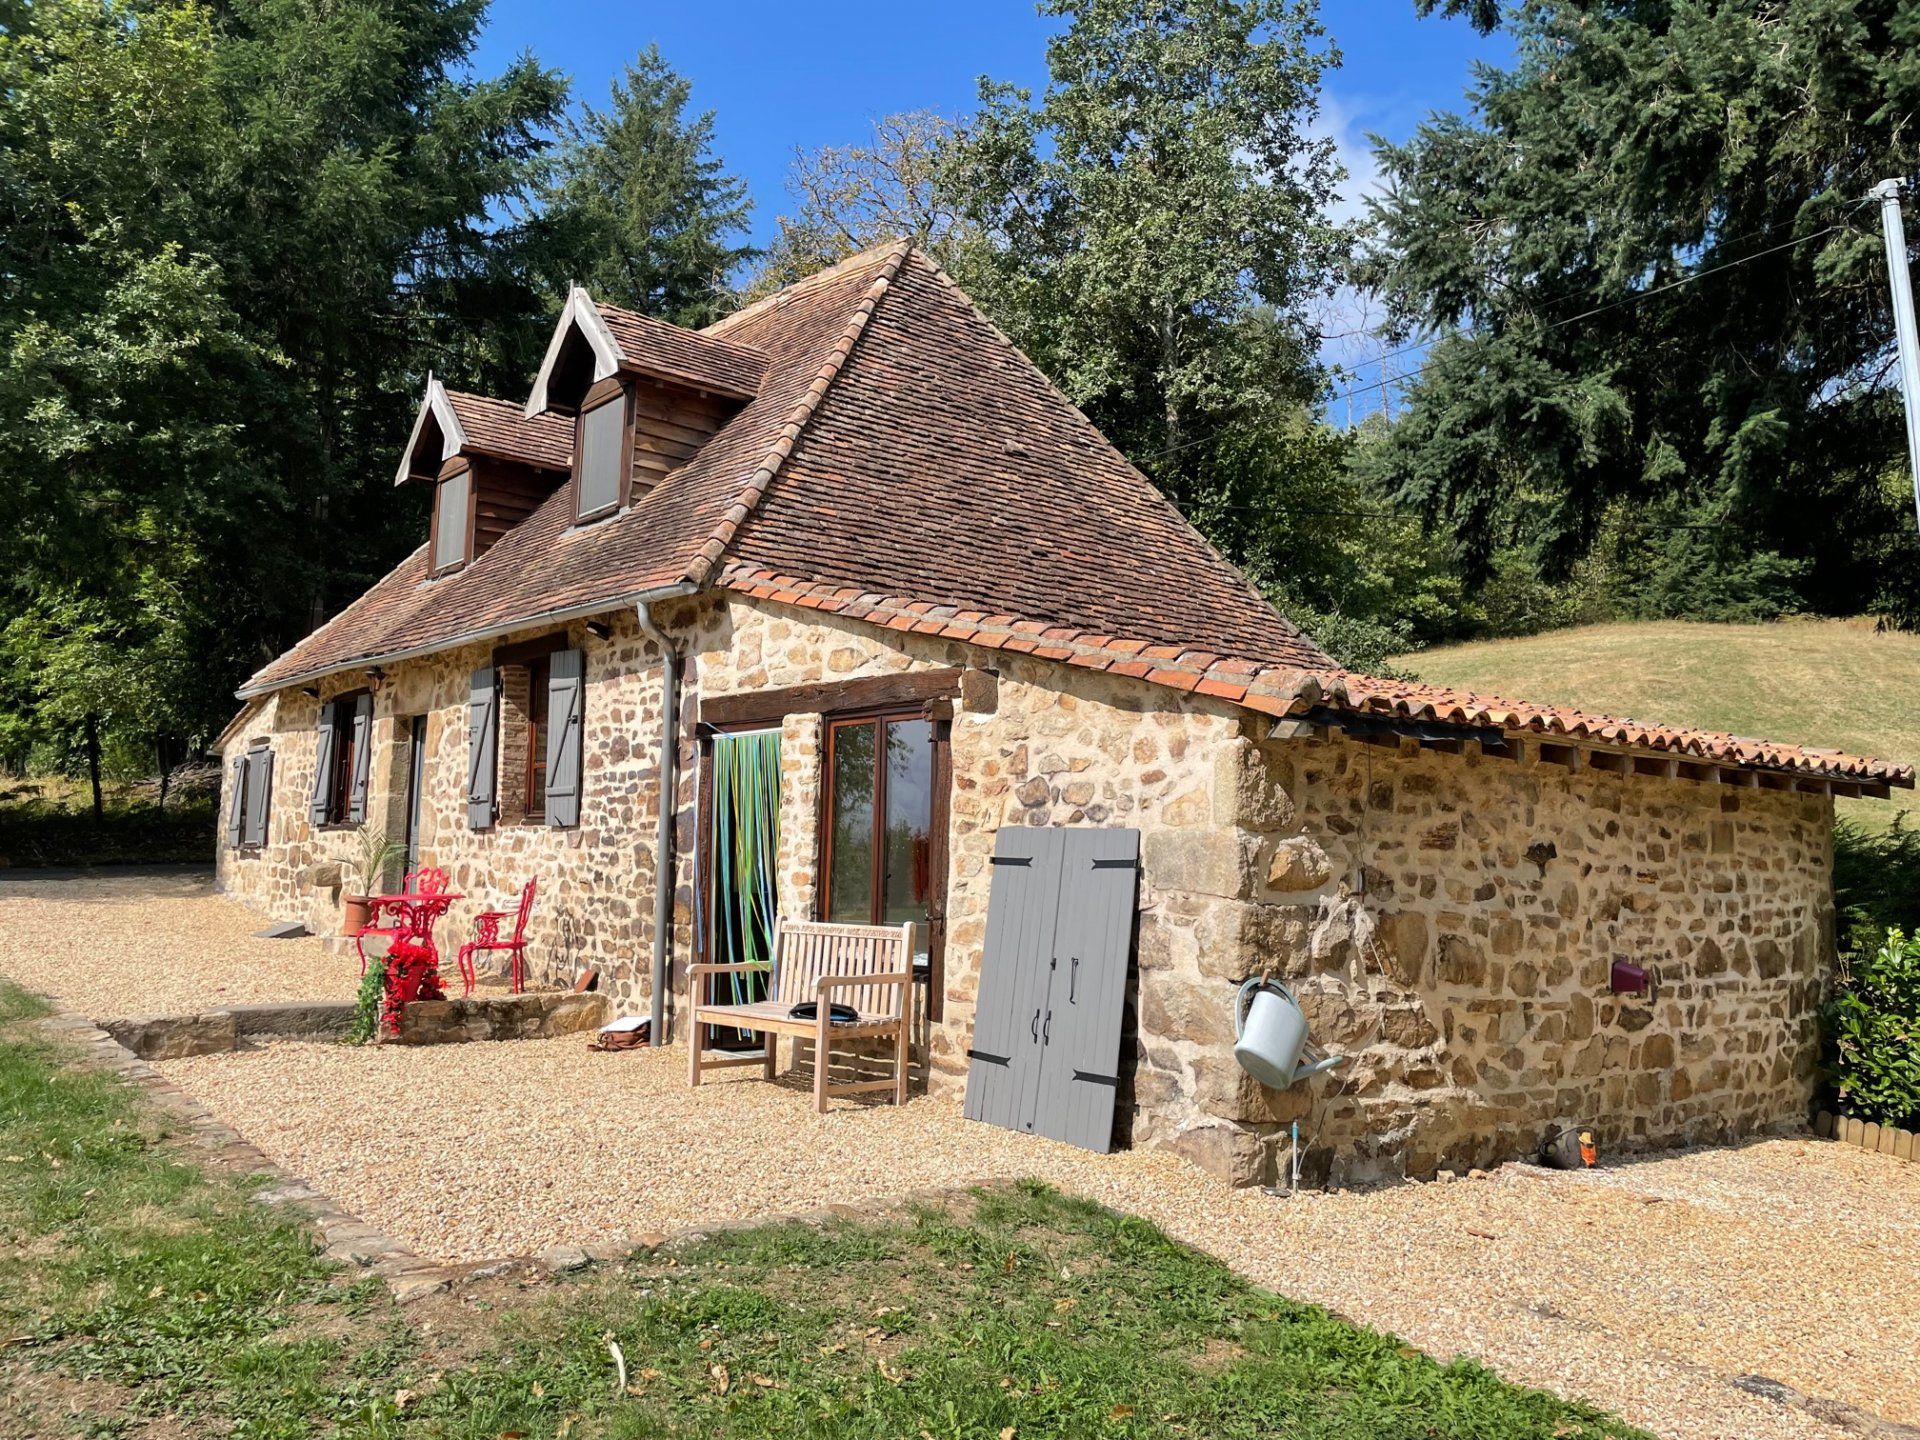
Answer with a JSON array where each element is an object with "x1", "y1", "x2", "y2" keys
[{"x1": 710, "y1": 729, "x2": 781, "y2": 1004}]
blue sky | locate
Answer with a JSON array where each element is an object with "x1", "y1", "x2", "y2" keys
[{"x1": 471, "y1": 1, "x2": 1509, "y2": 410}]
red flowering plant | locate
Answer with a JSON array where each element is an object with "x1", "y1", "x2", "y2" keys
[{"x1": 380, "y1": 936, "x2": 446, "y2": 1036}]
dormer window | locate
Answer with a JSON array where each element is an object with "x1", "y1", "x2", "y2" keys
[
  {"x1": 575, "y1": 388, "x2": 628, "y2": 523},
  {"x1": 432, "y1": 465, "x2": 471, "y2": 572},
  {"x1": 398, "y1": 377, "x2": 569, "y2": 569}
]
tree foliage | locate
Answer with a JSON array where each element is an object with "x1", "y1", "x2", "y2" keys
[
  {"x1": 749, "y1": 111, "x2": 962, "y2": 300},
  {"x1": 1360, "y1": 0, "x2": 1920, "y2": 624},
  {"x1": 748, "y1": 2, "x2": 1405, "y2": 659},
  {"x1": 539, "y1": 45, "x2": 756, "y2": 326},
  {"x1": 2, "y1": 2, "x2": 770, "y2": 778}
]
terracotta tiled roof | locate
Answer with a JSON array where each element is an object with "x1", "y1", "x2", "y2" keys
[
  {"x1": 444, "y1": 391, "x2": 571, "y2": 471},
  {"x1": 719, "y1": 250, "x2": 1330, "y2": 669},
  {"x1": 234, "y1": 243, "x2": 1914, "y2": 789},
  {"x1": 595, "y1": 301, "x2": 768, "y2": 399},
  {"x1": 243, "y1": 247, "x2": 904, "y2": 692},
  {"x1": 718, "y1": 563, "x2": 1915, "y2": 788}
]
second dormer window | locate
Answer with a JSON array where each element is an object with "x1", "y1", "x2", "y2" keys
[
  {"x1": 576, "y1": 392, "x2": 626, "y2": 521},
  {"x1": 433, "y1": 467, "x2": 471, "y2": 572}
]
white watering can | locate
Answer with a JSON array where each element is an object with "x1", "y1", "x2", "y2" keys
[{"x1": 1233, "y1": 978, "x2": 1347, "y2": 1090}]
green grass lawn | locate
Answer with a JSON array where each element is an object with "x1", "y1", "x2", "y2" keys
[
  {"x1": 0, "y1": 981, "x2": 1644, "y2": 1439},
  {"x1": 1396, "y1": 617, "x2": 1920, "y2": 829}
]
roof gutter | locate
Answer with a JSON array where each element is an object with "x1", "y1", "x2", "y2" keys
[{"x1": 234, "y1": 582, "x2": 701, "y2": 699}]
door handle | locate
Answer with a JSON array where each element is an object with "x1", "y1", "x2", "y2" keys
[
  {"x1": 1069, "y1": 956, "x2": 1078, "y2": 1002},
  {"x1": 1042, "y1": 1010, "x2": 1052, "y2": 1044},
  {"x1": 1030, "y1": 1008, "x2": 1040, "y2": 1043}
]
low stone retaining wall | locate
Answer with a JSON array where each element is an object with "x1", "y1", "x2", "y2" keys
[
  {"x1": 395, "y1": 990, "x2": 611, "y2": 1045},
  {"x1": 1815, "y1": 1110, "x2": 1918, "y2": 1162},
  {"x1": 104, "y1": 1000, "x2": 357, "y2": 1059}
]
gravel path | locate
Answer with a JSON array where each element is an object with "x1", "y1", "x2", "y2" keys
[
  {"x1": 0, "y1": 869, "x2": 358, "y2": 1017},
  {"x1": 10, "y1": 875, "x2": 1917, "y2": 1440},
  {"x1": 159, "y1": 1038, "x2": 1920, "y2": 1440}
]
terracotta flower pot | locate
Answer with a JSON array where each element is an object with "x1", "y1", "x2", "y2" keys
[{"x1": 342, "y1": 893, "x2": 374, "y2": 933}]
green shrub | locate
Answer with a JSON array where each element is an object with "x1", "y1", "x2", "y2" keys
[
  {"x1": 1823, "y1": 928, "x2": 1920, "y2": 1129},
  {"x1": 0, "y1": 791, "x2": 215, "y2": 866},
  {"x1": 1832, "y1": 817, "x2": 1920, "y2": 959},
  {"x1": 345, "y1": 957, "x2": 385, "y2": 1045}
]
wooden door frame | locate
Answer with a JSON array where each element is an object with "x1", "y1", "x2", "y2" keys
[{"x1": 815, "y1": 704, "x2": 952, "y2": 1021}]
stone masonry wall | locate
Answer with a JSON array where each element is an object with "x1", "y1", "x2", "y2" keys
[
  {"x1": 217, "y1": 606, "x2": 689, "y2": 1009},
  {"x1": 1138, "y1": 732, "x2": 1837, "y2": 1186},
  {"x1": 222, "y1": 592, "x2": 1838, "y2": 1187}
]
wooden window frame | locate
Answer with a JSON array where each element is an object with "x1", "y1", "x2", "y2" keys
[
  {"x1": 523, "y1": 653, "x2": 551, "y2": 823},
  {"x1": 573, "y1": 378, "x2": 632, "y2": 525},
  {"x1": 316, "y1": 689, "x2": 368, "y2": 830},
  {"x1": 428, "y1": 460, "x2": 475, "y2": 576},
  {"x1": 815, "y1": 706, "x2": 952, "y2": 1021}
]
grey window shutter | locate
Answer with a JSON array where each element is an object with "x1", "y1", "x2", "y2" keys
[
  {"x1": 467, "y1": 666, "x2": 498, "y2": 830},
  {"x1": 244, "y1": 750, "x2": 274, "y2": 849},
  {"x1": 1028, "y1": 828, "x2": 1140, "y2": 1154},
  {"x1": 964, "y1": 828, "x2": 1068, "y2": 1137},
  {"x1": 309, "y1": 701, "x2": 338, "y2": 826},
  {"x1": 226, "y1": 757, "x2": 248, "y2": 848},
  {"x1": 545, "y1": 647, "x2": 584, "y2": 828},
  {"x1": 347, "y1": 692, "x2": 374, "y2": 823}
]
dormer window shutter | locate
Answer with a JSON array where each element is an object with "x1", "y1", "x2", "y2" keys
[
  {"x1": 347, "y1": 692, "x2": 374, "y2": 823},
  {"x1": 467, "y1": 665, "x2": 499, "y2": 830},
  {"x1": 544, "y1": 648, "x2": 584, "y2": 828},
  {"x1": 309, "y1": 702, "x2": 339, "y2": 827}
]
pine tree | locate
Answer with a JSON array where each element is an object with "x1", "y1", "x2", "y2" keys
[
  {"x1": 540, "y1": 46, "x2": 755, "y2": 325},
  {"x1": 1361, "y1": 0, "x2": 1920, "y2": 622}
]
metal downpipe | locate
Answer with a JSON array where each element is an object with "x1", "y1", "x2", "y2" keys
[{"x1": 635, "y1": 601, "x2": 679, "y2": 1047}]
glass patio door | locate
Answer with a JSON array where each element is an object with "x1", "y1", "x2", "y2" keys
[{"x1": 821, "y1": 712, "x2": 948, "y2": 1014}]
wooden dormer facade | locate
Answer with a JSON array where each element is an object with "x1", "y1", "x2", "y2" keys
[
  {"x1": 525, "y1": 287, "x2": 767, "y2": 523},
  {"x1": 397, "y1": 378, "x2": 572, "y2": 574}
]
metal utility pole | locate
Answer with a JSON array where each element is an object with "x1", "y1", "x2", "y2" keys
[{"x1": 1871, "y1": 178, "x2": 1920, "y2": 536}]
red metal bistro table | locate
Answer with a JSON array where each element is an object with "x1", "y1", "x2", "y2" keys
[{"x1": 367, "y1": 889, "x2": 463, "y2": 1034}]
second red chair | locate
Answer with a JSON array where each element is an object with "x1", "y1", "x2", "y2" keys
[{"x1": 456, "y1": 877, "x2": 538, "y2": 995}]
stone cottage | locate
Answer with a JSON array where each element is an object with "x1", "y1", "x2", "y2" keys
[{"x1": 217, "y1": 241, "x2": 1912, "y2": 1185}]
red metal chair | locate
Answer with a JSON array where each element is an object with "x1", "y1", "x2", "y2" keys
[
  {"x1": 456, "y1": 877, "x2": 538, "y2": 996},
  {"x1": 356, "y1": 867, "x2": 450, "y2": 977}
]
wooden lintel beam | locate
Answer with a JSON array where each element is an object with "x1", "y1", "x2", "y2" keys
[{"x1": 700, "y1": 667, "x2": 965, "y2": 728}]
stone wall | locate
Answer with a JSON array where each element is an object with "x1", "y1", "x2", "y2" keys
[
  {"x1": 218, "y1": 606, "x2": 692, "y2": 1009},
  {"x1": 223, "y1": 591, "x2": 1839, "y2": 1187},
  {"x1": 1134, "y1": 731, "x2": 1837, "y2": 1186}
]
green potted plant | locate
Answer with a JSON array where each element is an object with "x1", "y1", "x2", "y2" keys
[{"x1": 343, "y1": 826, "x2": 407, "y2": 933}]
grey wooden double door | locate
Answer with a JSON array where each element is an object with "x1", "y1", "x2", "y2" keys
[{"x1": 963, "y1": 827, "x2": 1140, "y2": 1153}]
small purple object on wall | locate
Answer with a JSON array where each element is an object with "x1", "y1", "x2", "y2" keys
[{"x1": 1611, "y1": 958, "x2": 1651, "y2": 996}]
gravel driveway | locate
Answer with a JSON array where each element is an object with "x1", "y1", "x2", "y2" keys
[
  {"x1": 8, "y1": 874, "x2": 1917, "y2": 1440},
  {"x1": 0, "y1": 867, "x2": 357, "y2": 1017},
  {"x1": 157, "y1": 1038, "x2": 1919, "y2": 1440}
]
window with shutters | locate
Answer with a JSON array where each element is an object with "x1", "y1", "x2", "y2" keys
[
  {"x1": 432, "y1": 467, "x2": 471, "y2": 572},
  {"x1": 227, "y1": 743, "x2": 275, "y2": 852},
  {"x1": 575, "y1": 390, "x2": 627, "y2": 521},
  {"x1": 486, "y1": 640, "x2": 581, "y2": 829},
  {"x1": 314, "y1": 690, "x2": 369, "y2": 828},
  {"x1": 524, "y1": 654, "x2": 550, "y2": 821}
]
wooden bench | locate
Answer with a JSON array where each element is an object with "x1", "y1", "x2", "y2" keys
[{"x1": 686, "y1": 919, "x2": 915, "y2": 1112}]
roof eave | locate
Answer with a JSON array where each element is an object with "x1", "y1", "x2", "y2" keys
[
  {"x1": 235, "y1": 579, "x2": 700, "y2": 700},
  {"x1": 525, "y1": 287, "x2": 624, "y2": 418},
  {"x1": 394, "y1": 376, "x2": 467, "y2": 487}
]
